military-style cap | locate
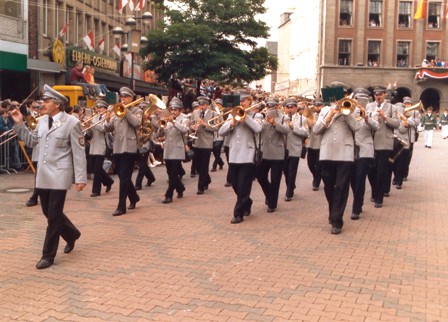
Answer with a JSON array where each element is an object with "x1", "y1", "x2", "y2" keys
[
  {"x1": 169, "y1": 99, "x2": 183, "y2": 110},
  {"x1": 353, "y1": 87, "x2": 370, "y2": 97},
  {"x1": 427, "y1": 106, "x2": 433, "y2": 111},
  {"x1": 197, "y1": 96, "x2": 210, "y2": 105},
  {"x1": 96, "y1": 100, "x2": 108, "y2": 108},
  {"x1": 215, "y1": 98, "x2": 223, "y2": 105},
  {"x1": 354, "y1": 93, "x2": 369, "y2": 100},
  {"x1": 403, "y1": 96, "x2": 412, "y2": 104},
  {"x1": 119, "y1": 87, "x2": 135, "y2": 97},
  {"x1": 42, "y1": 84, "x2": 68, "y2": 104},
  {"x1": 265, "y1": 96, "x2": 279, "y2": 107},
  {"x1": 283, "y1": 98, "x2": 298, "y2": 107},
  {"x1": 138, "y1": 101, "x2": 150, "y2": 108},
  {"x1": 372, "y1": 85, "x2": 386, "y2": 94},
  {"x1": 314, "y1": 98, "x2": 324, "y2": 106},
  {"x1": 239, "y1": 91, "x2": 251, "y2": 101},
  {"x1": 192, "y1": 101, "x2": 200, "y2": 108}
]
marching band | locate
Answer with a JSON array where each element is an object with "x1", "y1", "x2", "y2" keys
[{"x1": 4, "y1": 82, "x2": 439, "y2": 268}]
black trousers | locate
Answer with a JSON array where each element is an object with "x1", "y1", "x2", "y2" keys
[
  {"x1": 194, "y1": 147, "x2": 212, "y2": 191},
  {"x1": 114, "y1": 153, "x2": 139, "y2": 211},
  {"x1": 256, "y1": 159, "x2": 284, "y2": 209},
  {"x1": 135, "y1": 151, "x2": 155, "y2": 187},
  {"x1": 368, "y1": 150, "x2": 393, "y2": 204},
  {"x1": 320, "y1": 161, "x2": 354, "y2": 229},
  {"x1": 212, "y1": 141, "x2": 224, "y2": 169},
  {"x1": 224, "y1": 146, "x2": 231, "y2": 183},
  {"x1": 39, "y1": 189, "x2": 80, "y2": 261},
  {"x1": 393, "y1": 148, "x2": 410, "y2": 186},
  {"x1": 307, "y1": 148, "x2": 321, "y2": 188},
  {"x1": 283, "y1": 156, "x2": 300, "y2": 198},
  {"x1": 403, "y1": 142, "x2": 414, "y2": 179},
  {"x1": 350, "y1": 158, "x2": 373, "y2": 215},
  {"x1": 91, "y1": 155, "x2": 114, "y2": 195},
  {"x1": 228, "y1": 163, "x2": 256, "y2": 218},
  {"x1": 165, "y1": 159, "x2": 185, "y2": 198},
  {"x1": 29, "y1": 161, "x2": 40, "y2": 202}
]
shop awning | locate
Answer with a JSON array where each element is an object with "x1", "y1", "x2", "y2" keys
[
  {"x1": 0, "y1": 51, "x2": 27, "y2": 72},
  {"x1": 27, "y1": 59, "x2": 63, "y2": 74}
]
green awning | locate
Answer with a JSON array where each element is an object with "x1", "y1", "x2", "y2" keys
[{"x1": 0, "y1": 51, "x2": 27, "y2": 72}]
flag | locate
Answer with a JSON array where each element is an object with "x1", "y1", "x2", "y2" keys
[
  {"x1": 134, "y1": 0, "x2": 144, "y2": 11},
  {"x1": 414, "y1": 0, "x2": 428, "y2": 19},
  {"x1": 98, "y1": 37, "x2": 106, "y2": 53},
  {"x1": 118, "y1": 0, "x2": 128, "y2": 14},
  {"x1": 59, "y1": 21, "x2": 70, "y2": 38},
  {"x1": 129, "y1": 0, "x2": 134, "y2": 12},
  {"x1": 83, "y1": 31, "x2": 94, "y2": 51},
  {"x1": 113, "y1": 42, "x2": 121, "y2": 57},
  {"x1": 444, "y1": 1, "x2": 448, "y2": 21},
  {"x1": 124, "y1": 52, "x2": 132, "y2": 65}
]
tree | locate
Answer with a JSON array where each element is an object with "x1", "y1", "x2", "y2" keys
[{"x1": 141, "y1": 0, "x2": 278, "y2": 87}]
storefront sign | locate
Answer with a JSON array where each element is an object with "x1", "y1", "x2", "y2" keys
[{"x1": 67, "y1": 47, "x2": 118, "y2": 74}]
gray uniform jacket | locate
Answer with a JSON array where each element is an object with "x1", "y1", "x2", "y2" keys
[
  {"x1": 191, "y1": 109, "x2": 219, "y2": 149},
  {"x1": 260, "y1": 113, "x2": 291, "y2": 160},
  {"x1": 408, "y1": 110, "x2": 421, "y2": 144},
  {"x1": 286, "y1": 113, "x2": 309, "y2": 157},
  {"x1": 307, "y1": 112, "x2": 322, "y2": 150},
  {"x1": 313, "y1": 105, "x2": 360, "y2": 162},
  {"x1": 89, "y1": 114, "x2": 107, "y2": 156},
  {"x1": 354, "y1": 108, "x2": 379, "y2": 159},
  {"x1": 218, "y1": 114, "x2": 262, "y2": 164},
  {"x1": 163, "y1": 113, "x2": 189, "y2": 160},
  {"x1": 14, "y1": 112, "x2": 87, "y2": 190},
  {"x1": 366, "y1": 101, "x2": 400, "y2": 150},
  {"x1": 394, "y1": 104, "x2": 416, "y2": 148},
  {"x1": 104, "y1": 106, "x2": 142, "y2": 154}
]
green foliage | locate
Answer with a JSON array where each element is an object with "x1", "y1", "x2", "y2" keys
[{"x1": 141, "y1": 0, "x2": 277, "y2": 85}]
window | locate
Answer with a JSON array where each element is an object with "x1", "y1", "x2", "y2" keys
[
  {"x1": 397, "y1": 42, "x2": 410, "y2": 67},
  {"x1": 398, "y1": 1, "x2": 412, "y2": 28},
  {"x1": 43, "y1": 0, "x2": 48, "y2": 36},
  {"x1": 1, "y1": 0, "x2": 22, "y2": 18},
  {"x1": 428, "y1": 2, "x2": 442, "y2": 29},
  {"x1": 426, "y1": 42, "x2": 440, "y2": 61},
  {"x1": 339, "y1": 0, "x2": 353, "y2": 26},
  {"x1": 338, "y1": 40, "x2": 351, "y2": 65},
  {"x1": 369, "y1": 0, "x2": 382, "y2": 27},
  {"x1": 368, "y1": 41, "x2": 381, "y2": 66},
  {"x1": 76, "y1": 12, "x2": 82, "y2": 45}
]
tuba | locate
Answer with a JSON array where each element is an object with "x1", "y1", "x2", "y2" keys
[
  {"x1": 137, "y1": 96, "x2": 166, "y2": 148},
  {"x1": 404, "y1": 101, "x2": 424, "y2": 117}
]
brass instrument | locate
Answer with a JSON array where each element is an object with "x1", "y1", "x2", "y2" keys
[
  {"x1": 207, "y1": 101, "x2": 265, "y2": 128},
  {"x1": 388, "y1": 134, "x2": 409, "y2": 164},
  {"x1": 157, "y1": 109, "x2": 172, "y2": 128},
  {"x1": 404, "y1": 101, "x2": 424, "y2": 117},
  {"x1": 81, "y1": 109, "x2": 108, "y2": 127},
  {"x1": 113, "y1": 97, "x2": 145, "y2": 118},
  {"x1": 0, "y1": 115, "x2": 42, "y2": 146},
  {"x1": 336, "y1": 96, "x2": 357, "y2": 115},
  {"x1": 136, "y1": 95, "x2": 167, "y2": 146}
]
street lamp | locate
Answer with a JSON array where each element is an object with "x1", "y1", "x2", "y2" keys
[{"x1": 112, "y1": 12, "x2": 153, "y2": 91}]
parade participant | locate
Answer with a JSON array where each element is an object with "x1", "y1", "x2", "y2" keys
[
  {"x1": 89, "y1": 100, "x2": 114, "y2": 197},
  {"x1": 104, "y1": 87, "x2": 142, "y2": 216},
  {"x1": 282, "y1": 98, "x2": 309, "y2": 202},
  {"x1": 366, "y1": 85, "x2": 400, "y2": 208},
  {"x1": 420, "y1": 107, "x2": 438, "y2": 148},
  {"x1": 440, "y1": 108, "x2": 448, "y2": 139},
  {"x1": 190, "y1": 96, "x2": 219, "y2": 195},
  {"x1": 402, "y1": 97, "x2": 420, "y2": 181},
  {"x1": 135, "y1": 100, "x2": 156, "y2": 190},
  {"x1": 256, "y1": 97, "x2": 291, "y2": 213},
  {"x1": 211, "y1": 98, "x2": 225, "y2": 172},
  {"x1": 349, "y1": 91, "x2": 379, "y2": 220},
  {"x1": 10, "y1": 84, "x2": 87, "y2": 269},
  {"x1": 161, "y1": 99, "x2": 189, "y2": 204},
  {"x1": 313, "y1": 97, "x2": 360, "y2": 234},
  {"x1": 218, "y1": 93, "x2": 262, "y2": 224},
  {"x1": 307, "y1": 98, "x2": 324, "y2": 191},
  {"x1": 189, "y1": 101, "x2": 200, "y2": 178}
]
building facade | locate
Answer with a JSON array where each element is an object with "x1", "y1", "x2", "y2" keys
[{"x1": 0, "y1": 0, "x2": 165, "y2": 101}]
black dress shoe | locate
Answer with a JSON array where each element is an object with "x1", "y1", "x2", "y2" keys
[
  {"x1": 403, "y1": 177, "x2": 407, "y2": 182},
  {"x1": 267, "y1": 208, "x2": 276, "y2": 213},
  {"x1": 374, "y1": 202, "x2": 383, "y2": 208},
  {"x1": 312, "y1": 186, "x2": 319, "y2": 191},
  {"x1": 64, "y1": 240, "x2": 77, "y2": 254},
  {"x1": 105, "y1": 181, "x2": 114, "y2": 193},
  {"x1": 231, "y1": 216, "x2": 244, "y2": 224},
  {"x1": 36, "y1": 259, "x2": 53, "y2": 269},
  {"x1": 112, "y1": 209, "x2": 126, "y2": 216},
  {"x1": 211, "y1": 168, "x2": 217, "y2": 172},
  {"x1": 370, "y1": 198, "x2": 375, "y2": 202},
  {"x1": 331, "y1": 227, "x2": 342, "y2": 235},
  {"x1": 285, "y1": 196, "x2": 292, "y2": 202},
  {"x1": 26, "y1": 199, "x2": 38, "y2": 207},
  {"x1": 383, "y1": 192, "x2": 390, "y2": 197},
  {"x1": 351, "y1": 213, "x2": 360, "y2": 220},
  {"x1": 224, "y1": 182, "x2": 232, "y2": 187},
  {"x1": 396, "y1": 185, "x2": 402, "y2": 189},
  {"x1": 146, "y1": 180, "x2": 154, "y2": 187},
  {"x1": 197, "y1": 190, "x2": 204, "y2": 195},
  {"x1": 128, "y1": 203, "x2": 136, "y2": 210},
  {"x1": 243, "y1": 209, "x2": 251, "y2": 216},
  {"x1": 177, "y1": 192, "x2": 183, "y2": 198},
  {"x1": 219, "y1": 165, "x2": 223, "y2": 170},
  {"x1": 135, "y1": 185, "x2": 142, "y2": 191},
  {"x1": 90, "y1": 193, "x2": 100, "y2": 197},
  {"x1": 190, "y1": 173, "x2": 197, "y2": 178},
  {"x1": 162, "y1": 197, "x2": 172, "y2": 204}
]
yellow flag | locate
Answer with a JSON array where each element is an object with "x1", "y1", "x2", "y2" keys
[{"x1": 414, "y1": 0, "x2": 428, "y2": 19}]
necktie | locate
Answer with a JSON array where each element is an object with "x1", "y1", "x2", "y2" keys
[
  {"x1": 48, "y1": 117, "x2": 53, "y2": 129},
  {"x1": 200, "y1": 111, "x2": 205, "y2": 119}
]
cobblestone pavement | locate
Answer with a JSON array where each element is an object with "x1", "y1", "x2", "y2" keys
[{"x1": 1, "y1": 134, "x2": 448, "y2": 322}]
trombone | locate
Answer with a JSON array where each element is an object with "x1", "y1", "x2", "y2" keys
[
  {"x1": 0, "y1": 115, "x2": 42, "y2": 146},
  {"x1": 207, "y1": 101, "x2": 265, "y2": 128},
  {"x1": 113, "y1": 97, "x2": 145, "y2": 118}
]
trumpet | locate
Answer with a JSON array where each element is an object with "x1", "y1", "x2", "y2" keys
[
  {"x1": 113, "y1": 97, "x2": 144, "y2": 118},
  {"x1": 207, "y1": 101, "x2": 265, "y2": 128},
  {"x1": 0, "y1": 115, "x2": 42, "y2": 146}
]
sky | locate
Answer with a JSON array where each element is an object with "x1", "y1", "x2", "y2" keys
[{"x1": 258, "y1": 0, "x2": 297, "y2": 42}]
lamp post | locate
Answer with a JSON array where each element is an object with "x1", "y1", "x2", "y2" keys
[{"x1": 112, "y1": 12, "x2": 153, "y2": 92}]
